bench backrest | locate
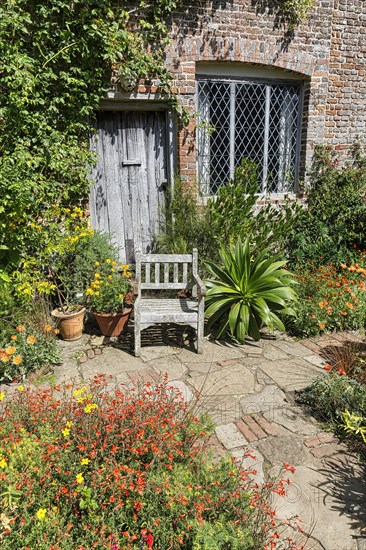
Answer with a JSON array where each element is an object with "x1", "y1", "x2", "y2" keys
[{"x1": 135, "y1": 249, "x2": 198, "y2": 291}]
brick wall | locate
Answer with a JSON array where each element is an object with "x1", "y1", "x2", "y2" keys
[
  {"x1": 163, "y1": 0, "x2": 365, "y2": 188},
  {"x1": 325, "y1": 0, "x2": 366, "y2": 154}
]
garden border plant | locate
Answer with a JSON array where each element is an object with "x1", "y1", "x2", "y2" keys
[{"x1": 0, "y1": 375, "x2": 305, "y2": 549}]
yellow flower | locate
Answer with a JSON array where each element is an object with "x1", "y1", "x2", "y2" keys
[
  {"x1": 94, "y1": 273, "x2": 101, "y2": 279},
  {"x1": 108, "y1": 275, "x2": 112, "y2": 280},
  {"x1": 76, "y1": 473, "x2": 84, "y2": 484},
  {"x1": 77, "y1": 397, "x2": 85, "y2": 404},
  {"x1": 54, "y1": 328, "x2": 60, "y2": 335},
  {"x1": 0, "y1": 352, "x2": 10, "y2": 363},
  {"x1": 73, "y1": 386, "x2": 87, "y2": 397},
  {"x1": 0, "y1": 458, "x2": 7, "y2": 468},
  {"x1": 0, "y1": 392, "x2": 5, "y2": 401},
  {"x1": 94, "y1": 291, "x2": 100, "y2": 296},
  {"x1": 84, "y1": 403, "x2": 98, "y2": 414},
  {"x1": 11, "y1": 335, "x2": 17, "y2": 341},
  {"x1": 106, "y1": 258, "x2": 111, "y2": 264},
  {"x1": 95, "y1": 261, "x2": 100, "y2": 266},
  {"x1": 26, "y1": 335, "x2": 37, "y2": 345},
  {"x1": 112, "y1": 261, "x2": 117, "y2": 266},
  {"x1": 81, "y1": 458, "x2": 90, "y2": 466},
  {"x1": 66, "y1": 421, "x2": 73, "y2": 428},
  {"x1": 118, "y1": 294, "x2": 125, "y2": 299},
  {"x1": 12, "y1": 355, "x2": 23, "y2": 366},
  {"x1": 62, "y1": 427, "x2": 70, "y2": 438},
  {"x1": 17, "y1": 385, "x2": 25, "y2": 392},
  {"x1": 36, "y1": 508, "x2": 47, "y2": 520},
  {"x1": 86, "y1": 288, "x2": 94, "y2": 296},
  {"x1": 43, "y1": 324, "x2": 52, "y2": 333},
  {"x1": 5, "y1": 346, "x2": 16, "y2": 355}
]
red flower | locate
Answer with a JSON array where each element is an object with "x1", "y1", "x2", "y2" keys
[
  {"x1": 145, "y1": 533, "x2": 154, "y2": 548},
  {"x1": 337, "y1": 368, "x2": 346, "y2": 375},
  {"x1": 283, "y1": 463, "x2": 295, "y2": 473},
  {"x1": 324, "y1": 364, "x2": 332, "y2": 371}
]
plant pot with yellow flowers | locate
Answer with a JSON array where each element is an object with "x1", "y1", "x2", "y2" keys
[{"x1": 86, "y1": 260, "x2": 133, "y2": 337}]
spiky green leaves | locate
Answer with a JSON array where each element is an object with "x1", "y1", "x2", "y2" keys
[{"x1": 204, "y1": 238, "x2": 297, "y2": 342}]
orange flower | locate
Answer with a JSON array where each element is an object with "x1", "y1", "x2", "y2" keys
[
  {"x1": 345, "y1": 302, "x2": 355, "y2": 310},
  {"x1": 16, "y1": 325, "x2": 25, "y2": 332},
  {"x1": 0, "y1": 351, "x2": 10, "y2": 363},
  {"x1": 11, "y1": 335, "x2": 17, "y2": 341},
  {"x1": 324, "y1": 364, "x2": 332, "y2": 371},
  {"x1": 12, "y1": 355, "x2": 23, "y2": 365},
  {"x1": 26, "y1": 335, "x2": 37, "y2": 345},
  {"x1": 43, "y1": 324, "x2": 52, "y2": 333},
  {"x1": 318, "y1": 322, "x2": 326, "y2": 330}
]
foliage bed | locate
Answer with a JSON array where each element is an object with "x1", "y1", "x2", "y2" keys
[
  {"x1": 287, "y1": 258, "x2": 366, "y2": 337},
  {"x1": 0, "y1": 324, "x2": 60, "y2": 384},
  {"x1": 0, "y1": 376, "x2": 302, "y2": 549}
]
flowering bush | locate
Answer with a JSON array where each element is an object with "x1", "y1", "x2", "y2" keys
[
  {"x1": 0, "y1": 324, "x2": 61, "y2": 383},
  {"x1": 288, "y1": 255, "x2": 366, "y2": 336},
  {"x1": 0, "y1": 376, "x2": 303, "y2": 549},
  {"x1": 85, "y1": 260, "x2": 132, "y2": 314}
]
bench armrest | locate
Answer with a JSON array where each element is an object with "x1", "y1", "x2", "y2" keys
[{"x1": 192, "y1": 273, "x2": 206, "y2": 297}]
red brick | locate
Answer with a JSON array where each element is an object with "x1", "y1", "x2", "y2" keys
[
  {"x1": 236, "y1": 420, "x2": 258, "y2": 442},
  {"x1": 251, "y1": 413, "x2": 278, "y2": 436},
  {"x1": 241, "y1": 415, "x2": 267, "y2": 439},
  {"x1": 304, "y1": 433, "x2": 336, "y2": 448},
  {"x1": 219, "y1": 359, "x2": 238, "y2": 367}
]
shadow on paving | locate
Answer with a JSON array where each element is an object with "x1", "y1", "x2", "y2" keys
[{"x1": 317, "y1": 455, "x2": 366, "y2": 535}]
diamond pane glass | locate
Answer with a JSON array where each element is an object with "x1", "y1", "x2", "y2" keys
[{"x1": 197, "y1": 78, "x2": 301, "y2": 195}]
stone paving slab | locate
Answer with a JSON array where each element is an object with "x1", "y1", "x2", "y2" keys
[
  {"x1": 215, "y1": 422, "x2": 248, "y2": 450},
  {"x1": 148, "y1": 355, "x2": 188, "y2": 380},
  {"x1": 178, "y1": 341, "x2": 245, "y2": 364},
  {"x1": 263, "y1": 404, "x2": 319, "y2": 436},
  {"x1": 189, "y1": 363, "x2": 256, "y2": 396},
  {"x1": 271, "y1": 461, "x2": 365, "y2": 550},
  {"x1": 258, "y1": 358, "x2": 321, "y2": 391}
]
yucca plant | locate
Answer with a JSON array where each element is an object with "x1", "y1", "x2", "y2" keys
[{"x1": 204, "y1": 238, "x2": 297, "y2": 342}]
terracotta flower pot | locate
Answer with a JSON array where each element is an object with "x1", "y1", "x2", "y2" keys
[
  {"x1": 51, "y1": 306, "x2": 86, "y2": 341},
  {"x1": 92, "y1": 308, "x2": 132, "y2": 337}
]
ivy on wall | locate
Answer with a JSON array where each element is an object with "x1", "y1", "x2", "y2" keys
[{"x1": 0, "y1": 0, "x2": 178, "y2": 275}]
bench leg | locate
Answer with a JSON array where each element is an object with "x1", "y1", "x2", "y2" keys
[
  {"x1": 134, "y1": 324, "x2": 141, "y2": 357},
  {"x1": 196, "y1": 324, "x2": 204, "y2": 354}
]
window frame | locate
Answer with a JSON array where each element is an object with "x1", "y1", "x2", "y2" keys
[{"x1": 196, "y1": 74, "x2": 305, "y2": 197}]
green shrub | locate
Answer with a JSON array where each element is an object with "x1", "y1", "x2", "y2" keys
[
  {"x1": 206, "y1": 158, "x2": 300, "y2": 256},
  {"x1": 204, "y1": 238, "x2": 297, "y2": 342},
  {"x1": 287, "y1": 144, "x2": 366, "y2": 267},
  {"x1": 156, "y1": 181, "x2": 213, "y2": 258},
  {"x1": 0, "y1": 377, "x2": 302, "y2": 549},
  {"x1": 54, "y1": 231, "x2": 120, "y2": 304},
  {"x1": 157, "y1": 159, "x2": 299, "y2": 265},
  {"x1": 297, "y1": 372, "x2": 366, "y2": 425}
]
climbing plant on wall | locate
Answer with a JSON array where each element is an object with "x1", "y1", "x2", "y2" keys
[{"x1": 0, "y1": 0, "x2": 178, "y2": 289}]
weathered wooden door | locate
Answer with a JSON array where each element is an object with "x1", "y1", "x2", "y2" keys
[{"x1": 90, "y1": 110, "x2": 168, "y2": 263}]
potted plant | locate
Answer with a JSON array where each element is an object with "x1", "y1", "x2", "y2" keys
[
  {"x1": 50, "y1": 280, "x2": 86, "y2": 341},
  {"x1": 85, "y1": 260, "x2": 133, "y2": 337},
  {"x1": 50, "y1": 231, "x2": 122, "y2": 341}
]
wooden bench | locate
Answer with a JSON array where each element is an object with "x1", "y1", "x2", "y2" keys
[{"x1": 134, "y1": 249, "x2": 206, "y2": 356}]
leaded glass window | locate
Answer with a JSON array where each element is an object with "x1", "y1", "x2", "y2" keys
[{"x1": 197, "y1": 79, "x2": 302, "y2": 195}]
